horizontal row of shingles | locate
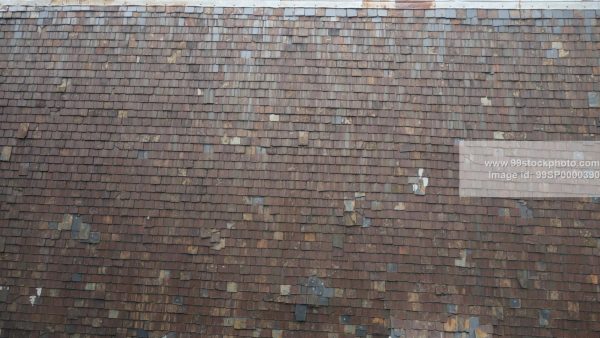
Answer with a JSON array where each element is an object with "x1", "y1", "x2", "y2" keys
[
  {"x1": 1, "y1": 92, "x2": 596, "y2": 112},
  {"x1": 3, "y1": 82, "x2": 595, "y2": 103},
  {"x1": 2, "y1": 68, "x2": 596, "y2": 87},
  {"x1": 6, "y1": 15, "x2": 594, "y2": 26},
  {"x1": 4, "y1": 111, "x2": 593, "y2": 134},
  {"x1": 1, "y1": 32, "x2": 595, "y2": 56},
  {"x1": 0, "y1": 127, "x2": 473, "y2": 146},
  {"x1": 3, "y1": 13, "x2": 594, "y2": 25},
  {"x1": 2, "y1": 262, "x2": 587, "y2": 332},
  {"x1": 2, "y1": 29, "x2": 592, "y2": 45},
  {"x1": 7, "y1": 174, "x2": 600, "y2": 216},
  {"x1": 0, "y1": 120, "x2": 594, "y2": 144},
  {"x1": 0, "y1": 136, "x2": 458, "y2": 154},
  {"x1": 1, "y1": 274, "x2": 596, "y2": 322},
  {"x1": 0, "y1": 122, "x2": 543, "y2": 144},
  {"x1": 0, "y1": 57, "x2": 594, "y2": 76},
  {"x1": 4, "y1": 171, "x2": 599, "y2": 203},
  {"x1": 2, "y1": 248, "x2": 597, "y2": 295},
  {"x1": 4, "y1": 152, "x2": 600, "y2": 183},
  {"x1": 3, "y1": 32, "x2": 596, "y2": 46},
  {"x1": 2, "y1": 24, "x2": 594, "y2": 38},
  {"x1": 0, "y1": 137, "x2": 593, "y2": 161},
  {"x1": 2, "y1": 116, "x2": 595, "y2": 134},
  {"x1": 2, "y1": 6, "x2": 599, "y2": 18},
  {"x1": 6, "y1": 192, "x2": 600, "y2": 235},
  {"x1": 0, "y1": 60, "x2": 595, "y2": 81},
  {"x1": 1, "y1": 35, "x2": 595, "y2": 54},
  {"x1": 0, "y1": 265, "x2": 596, "y2": 308},
  {"x1": 1, "y1": 39, "x2": 597, "y2": 60},
  {"x1": 2, "y1": 26, "x2": 598, "y2": 41},
  {"x1": 0, "y1": 161, "x2": 517, "y2": 187},
  {"x1": 1, "y1": 57, "x2": 597, "y2": 77},
  {"x1": 4, "y1": 185, "x2": 597, "y2": 225},
  {"x1": 0, "y1": 75, "x2": 595, "y2": 95},
  {"x1": 0, "y1": 95, "x2": 595, "y2": 116},
  {"x1": 7, "y1": 223, "x2": 597, "y2": 256},
  {"x1": 1, "y1": 16, "x2": 597, "y2": 35},
  {"x1": 3, "y1": 203, "x2": 593, "y2": 250},
  {"x1": 67, "y1": 88, "x2": 599, "y2": 104},
  {"x1": 7, "y1": 208, "x2": 600, "y2": 244},
  {"x1": 0, "y1": 31, "x2": 594, "y2": 49},
  {"x1": 6, "y1": 207, "x2": 598, "y2": 240},
  {"x1": 7, "y1": 104, "x2": 590, "y2": 121},
  {"x1": 5, "y1": 228, "x2": 598, "y2": 265},
  {"x1": 0, "y1": 104, "x2": 595, "y2": 124},
  {"x1": 0, "y1": 158, "x2": 454, "y2": 178},
  {"x1": 5, "y1": 62, "x2": 596, "y2": 84},
  {"x1": 162, "y1": 21, "x2": 596, "y2": 33}
]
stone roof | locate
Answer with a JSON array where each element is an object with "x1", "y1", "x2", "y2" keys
[{"x1": 0, "y1": 5, "x2": 600, "y2": 337}]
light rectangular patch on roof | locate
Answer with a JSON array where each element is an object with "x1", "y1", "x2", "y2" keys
[{"x1": 460, "y1": 141, "x2": 600, "y2": 198}]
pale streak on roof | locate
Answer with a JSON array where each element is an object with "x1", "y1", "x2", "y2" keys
[{"x1": 1, "y1": 0, "x2": 599, "y2": 9}]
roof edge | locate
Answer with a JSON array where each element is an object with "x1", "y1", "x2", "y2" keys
[{"x1": 1, "y1": 0, "x2": 599, "y2": 10}]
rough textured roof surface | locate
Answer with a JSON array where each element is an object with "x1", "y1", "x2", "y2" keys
[{"x1": 1, "y1": 5, "x2": 600, "y2": 338}]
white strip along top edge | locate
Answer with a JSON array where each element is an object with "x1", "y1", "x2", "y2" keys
[{"x1": 0, "y1": 0, "x2": 599, "y2": 9}]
